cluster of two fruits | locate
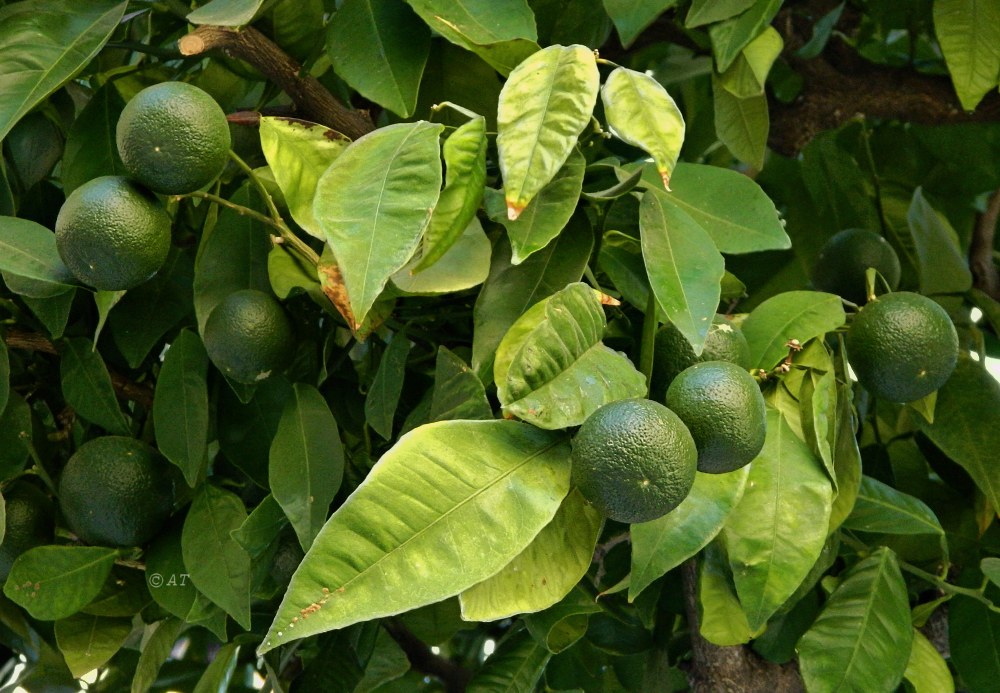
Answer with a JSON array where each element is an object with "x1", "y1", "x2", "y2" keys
[{"x1": 54, "y1": 82, "x2": 293, "y2": 385}]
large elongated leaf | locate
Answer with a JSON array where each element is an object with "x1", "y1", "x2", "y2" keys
[
  {"x1": 629, "y1": 466, "x2": 749, "y2": 602},
  {"x1": 364, "y1": 334, "x2": 411, "y2": 439},
  {"x1": 712, "y1": 75, "x2": 769, "y2": 169},
  {"x1": 740, "y1": 291, "x2": 845, "y2": 370},
  {"x1": 154, "y1": 330, "x2": 210, "y2": 487},
  {"x1": 920, "y1": 358, "x2": 1000, "y2": 511},
  {"x1": 0, "y1": 0, "x2": 126, "y2": 143},
  {"x1": 798, "y1": 548, "x2": 913, "y2": 693},
  {"x1": 326, "y1": 0, "x2": 430, "y2": 117},
  {"x1": 907, "y1": 187, "x2": 973, "y2": 296},
  {"x1": 602, "y1": 67, "x2": 684, "y2": 188},
  {"x1": 0, "y1": 217, "x2": 75, "y2": 287},
  {"x1": 429, "y1": 347, "x2": 492, "y2": 422},
  {"x1": 700, "y1": 541, "x2": 756, "y2": 645},
  {"x1": 55, "y1": 614, "x2": 131, "y2": 679},
  {"x1": 933, "y1": 0, "x2": 1000, "y2": 111},
  {"x1": 314, "y1": 121, "x2": 444, "y2": 325},
  {"x1": 61, "y1": 83, "x2": 127, "y2": 195},
  {"x1": 949, "y1": 585, "x2": 1000, "y2": 692},
  {"x1": 843, "y1": 476, "x2": 944, "y2": 537},
  {"x1": 467, "y1": 629, "x2": 550, "y2": 692},
  {"x1": 259, "y1": 420, "x2": 571, "y2": 653},
  {"x1": 664, "y1": 163, "x2": 790, "y2": 254},
  {"x1": 497, "y1": 44, "x2": 599, "y2": 219},
  {"x1": 259, "y1": 117, "x2": 350, "y2": 239},
  {"x1": 495, "y1": 283, "x2": 647, "y2": 429},
  {"x1": 392, "y1": 218, "x2": 491, "y2": 295},
  {"x1": 60, "y1": 337, "x2": 130, "y2": 436},
  {"x1": 4, "y1": 546, "x2": 116, "y2": 620},
  {"x1": 459, "y1": 489, "x2": 602, "y2": 621},
  {"x1": 708, "y1": 0, "x2": 783, "y2": 72},
  {"x1": 904, "y1": 629, "x2": 955, "y2": 693},
  {"x1": 639, "y1": 189, "x2": 725, "y2": 355},
  {"x1": 686, "y1": 0, "x2": 756, "y2": 27},
  {"x1": 721, "y1": 408, "x2": 833, "y2": 630},
  {"x1": 271, "y1": 384, "x2": 345, "y2": 552}
]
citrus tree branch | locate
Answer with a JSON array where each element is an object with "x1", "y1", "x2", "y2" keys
[
  {"x1": 382, "y1": 620, "x2": 471, "y2": 693},
  {"x1": 971, "y1": 189, "x2": 1000, "y2": 301},
  {"x1": 177, "y1": 25, "x2": 375, "y2": 139}
]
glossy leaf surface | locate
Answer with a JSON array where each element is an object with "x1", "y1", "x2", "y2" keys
[
  {"x1": 740, "y1": 291, "x2": 845, "y2": 370},
  {"x1": 4, "y1": 546, "x2": 116, "y2": 620},
  {"x1": 153, "y1": 330, "x2": 209, "y2": 487}
]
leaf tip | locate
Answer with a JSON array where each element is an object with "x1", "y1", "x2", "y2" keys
[
  {"x1": 506, "y1": 201, "x2": 524, "y2": 221},
  {"x1": 660, "y1": 170, "x2": 671, "y2": 191}
]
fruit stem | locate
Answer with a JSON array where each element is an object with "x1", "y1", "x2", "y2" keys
[
  {"x1": 228, "y1": 150, "x2": 321, "y2": 267},
  {"x1": 176, "y1": 191, "x2": 284, "y2": 232},
  {"x1": 639, "y1": 291, "x2": 659, "y2": 395},
  {"x1": 22, "y1": 439, "x2": 57, "y2": 497}
]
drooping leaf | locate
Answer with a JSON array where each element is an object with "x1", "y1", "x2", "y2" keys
[
  {"x1": 186, "y1": 0, "x2": 266, "y2": 25},
  {"x1": 131, "y1": 618, "x2": 186, "y2": 693},
  {"x1": 799, "y1": 368, "x2": 837, "y2": 483},
  {"x1": 497, "y1": 44, "x2": 599, "y2": 218},
  {"x1": 740, "y1": 291, "x2": 845, "y2": 370},
  {"x1": 712, "y1": 74, "x2": 769, "y2": 169},
  {"x1": 4, "y1": 546, "x2": 117, "y2": 620},
  {"x1": 270, "y1": 383, "x2": 345, "y2": 551},
  {"x1": 192, "y1": 642, "x2": 240, "y2": 693},
  {"x1": 686, "y1": 0, "x2": 755, "y2": 27},
  {"x1": 843, "y1": 476, "x2": 945, "y2": 538},
  {"x1": 798, "y1": 548, "x2": 913, "y2": 693},
  {"x1": 182, "y1": 485, "x2": 252, "y2": 630},
  {"x1": 601, "y1": 67, "x2": 684, "y2": 188},
  {"x1": 0, "y1": 217, "x2": 75, "y2": 287},
  {"x1": 708, "y1": 0, "x2": 783, "y2": 72},
  {"x1": 92, "y1": 289, "x2": 124, "y2": 345},
  {"x1": 629, "y1": 466, "x2": 749, "y2": 602},
  {"x1": 60, "y1": 337, "x2": 130, "y2": 436},
  {"x1": 485, "y1": 148, "x2": 586, "y2": 264},
  {"x1": 639, "y1": 188, "x2": 725, "y2": 355},
  {"x1": 61, "y1": 83, "x2": 127, "y2": 195},
  {"x1": 415, "y1": 115, "x2": 487, "y2": 271},
  {"x1": 326, "y1": 0, "x2": 430, "y2": 117},
  {"x1": 428, "y1": 347, "x2": 493, "y2": 422},
  {"x1": 467, "y1": 629, "x2": 550, "y2": 692},
  {"x1": 722, "y1": 407, "x2": 833, "y2": 630},
  {"x1": 718, "y1": 26, "x2": 783, "y2": 98},
  {"x1": 231, "y1": 495, "x2": 289, "y2": 558},
  {"x1": 364, "y1": 333, "x2": 412, "y2": 439},
  {"x1": 55, "y1": 613, "x2": 131, "y2": 679},
  {"x1": 602, "y1": 0, "x2": 679, "y2": 47},
  {"x1": 259, "y1": 420, "x2": 571, "y2": 653},
  {"x1": 259, "y1": 116, "x2": 350, "y2": 239},
  {"x1": 391, "y1": 218, "x2": 491, "y2": 295},
  {"x1": 0, "y1": 0, "x2": 127, "y2": 143},
  {"x1": 904, "y1": 629, "x2": 955, "y2": 693},
  {"x1": 699, "y1": 541, "x2": 756, "y2": 645},
  {"x1": 495, "y1": 282, "x2": 647, "y2": 429},
  {"x1": 154, "y1": 330, "x2": 210, "y2": 487},
  {"x1": 314, "y1": 121, "x2": 444, "y2": 325},
  {"x1": 933, "y1": 0, "x2": 1000, "y2": 111},
  {"x1": 459, "y1": 489, "x2": 602, "y2": 620},
  {"x1": 907, "y1": 187, "x2": 973, "y2": 296}
]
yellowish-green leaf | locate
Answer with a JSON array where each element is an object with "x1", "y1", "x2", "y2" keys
[
  {"x1": 904, "y1": 629, "x2": 954, "y2": 693},
  {"x1": 55, "y1": 613, "x2": 132, "y2": 678},
  {"x1": 712, "y1": 73, "x2": 769, "y2": 169},
  {"x1": 933, "y1": 0, "x2": 1000, "y2": 111},
  {"x1": 392, "y1": 217, "x2": 491, "y2": 295},
  {"x1": 719, "y1": 26, "x2": 783, "y2": 98}
]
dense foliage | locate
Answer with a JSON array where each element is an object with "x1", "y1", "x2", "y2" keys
[{"x1": 0, "y1": 0, "x2": 999, "y2": 691}]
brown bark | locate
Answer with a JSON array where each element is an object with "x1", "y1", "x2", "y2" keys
[
  {"x1": 383, "y1": 620, "x2": 471, "y2": 693},
  {"x1": 971, "y1": 189, "x2": 1000, "y2": 301},
  {"x1": 178, "y1": 25, "x2": 375, "y2": 139}
]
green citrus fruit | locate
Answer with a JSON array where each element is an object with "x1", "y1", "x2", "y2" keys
[
  {"x1": 0, "y1": 482, "x2": 54, "y2": 581},
  {"x1": 650, "y1": 315, "x2": 751, "y2": 401},
  {"x1": 846, "y1": 291, "x2": 959, "y2": 403},
  {"x1": 116, "y1": 81, "x2": 231, "y2": 195},
  {"x1": 270, "y1": 532, "x2": 305, "y2": 587},
  {"x1": 55, "y1": 175, "x2": 172, "y2": 291},
  {"x1": 665, "y1": 361, "x2": 767, "y2": 474},
  {"x1": 811, "y1": 228, "x2": 901, "y2": 305},
  {"x1": 571, "y1": 398, "x2": 697, "y2": 524},
  {"x1": 203, "y1": 289, "x2": 294, "y2": 384},
  {"x1": 58, "y1": 436, "x2": 175, "y2": 547}
]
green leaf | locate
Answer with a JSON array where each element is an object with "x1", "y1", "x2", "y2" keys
[
  {"x1": 907, "y1": 187, "x2": 973, "y2": 296},
  {"x1": 217, "y1": 375, "x2": 293, "y2": 487},
  {"x1": 0, "y1": 392, "x2": 31, "y2": 481},
  {"x1": 843, "y1": 476, "x2": 945, "y2": 537},
  {"x1": 524, "y1": 589, "x2": 601, "y2": 654},
  {"x1": 829, "y1": 343, "x2": 862, "y2": 532},
  {"x1": 629, "y1": 466, "x2": 749, "y2": 602},
  {"x1": 326, "y1": 0, "x2": 430, "y2": 117},
  {"x1": 467, "y1": 629, "x2": 550, "y2": 692},
  {"x1": 55, "y1": 613, "x2": 131, "y2": 679},
  {"x1": 131, "y1": 618, "x2": 185, "y2": 693},
  {"x1": 602, "y1": 0, "x2": 679, "y2": 47},
  {"x1": 391, "y1": 217, "x2": 491, "y2": 295},
  {"x1": 497, "y1": 44, "x2": 599, "y2": 218},
  {"x1": 708, "y1": 0, "x2": 783, "y2": 72},
  {"x1": 270, "y1": 383, "x2": 345, "y2": 551},
  {"x1": 92, "y1": 290, "x2": 124, "y2": 345},
  {"x1": 662, "y1": 162, "x2": 790, "y2": 253},
  {"x1": 904, "y1": 629, "x2": 954, "y2": 693},
  {"x1": 60, "y1": 337, "x2": 130, "y2": 436},
  {"x1": 259, "y1": 117, "x2": 350, "y2": 239},
  {"x1": 259, "y1": 420, "x2": 571, "y2": 653},
  {"x1": 741, "y1": 291, "x2": 845, "y2": 370},
  {"x1": 61, "y1": 83, "x2": 127, "y2": 195},
  {"x1": 933, "y1": 0, "x2": 1000, "y2": 111},
  {"x1": 429, "y1": 347, "x2": 493, "y2": 422},
  {"x1": 415, "y1": 115, "x2": 487, "y2": 272},
  {"x1": 719, "y1": 26, "x2": 783, "y2": 98},
  {"x1": 950, "y1": 585, "x2": 1000, "y2": 691},
  {"x1": 798, "y1": 548, "x2": 913, "y2": 693},
  {"x1": 0, "y1": 339, "x2": 8, "y2": 418},
  {"x1": 495, "y1": 282, "x2": 647, "y2": 429},
  {"x1": 193, "y1": 642, "x2": 240, "y2": 693},
  {"x1": 712, "y1": 74, "x2": 769, "y2": 169},
  {"x1": 187, "y1": 0, "x2": 266, "y2": 25},
  {"x1": 4, "y1": 546, "x2": 116, "y2": 621},
  {"x1": 459, "y1": 488, "x2": 602, "y2": 620},
  {"x1": 231, "y1": 495, "x2": 289, "y2": 558},
  {"x1": 0, "y1": 0, "x2": 126, "y2": 143},
  {"x1": 192, "y1": 186, "x2": 272, "y2": 333},
  {"x1": 364, "y1": 333, "x2": 412, "y2": 439},
  {"x1": 983, "y1": 557, "x2": 1000, "y2": 588},
  {"x1": 721, "y1": 407, "x2": 833, "y2": 630},
  {"x1": 404, "y1": 0, "x2": 539, "y2": 74},
  {"x1": 799, "y1": 367, "x2": 837, "y2": 483},
  {"x1": 699, "y1": 542, "x2": 756, "y2": 645},
  {"x1": 639, "y1": 188, "x2": 725, "y2": 355},
  {"x1": 0, "y1": 217, "x2": 75, "y2": 287},
  {"x1": 182, "y1": 485, "x2": 252, "y2": 630},
  {"x1": 920, "y1": 358, "x2": 1000, "y2": 511},
  {"x1": 602, "y1": 67, "x2": 684, "y2": 188},
  {"x1": 486, "y1": 148, "x2": 586, "y2": 264},
  {"x1": 597, "y1": 230, "x2": 648, "y2": 310},
  {"x1": 153, "y1": 330, "x2": 210, "y2": 487},
  {"x1": 314, "y1": 121, "x2": 444, "y2": 325},
  {"x1": 686, "y1": 0, "x2": 755, "y2": 27},
  {"x1": 472, "y1": 214, "x2": 593, "y2": 381}
]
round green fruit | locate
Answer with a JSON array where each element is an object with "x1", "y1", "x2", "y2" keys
[
  {"x1": 203, "y1": 289, "x2": 294, "y2": 384},
  {"x1": 650, "y1": 315, "x2": 751, "y2": 401},
  {"x1": 811, "y1": 228, "x2": 901, "y2": 305},
  {"x1": 0, "y1": 482, "x2": 54, "y2": 581}
]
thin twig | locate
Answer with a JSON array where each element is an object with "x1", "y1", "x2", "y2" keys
[{"x1": 971, "y1": 189, "x2": 1000, "y2": 301}]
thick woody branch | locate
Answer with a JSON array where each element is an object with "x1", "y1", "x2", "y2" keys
[
  {"x1": 178, "y1": 25, "x2": 375, "y2": 140},
  {"x1": 383, "y1": 620, "x2": 471, "y2": 693},
  {"x1": 971, "y1": 189, "x2": 1000, "y2": 301}
]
